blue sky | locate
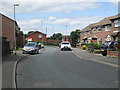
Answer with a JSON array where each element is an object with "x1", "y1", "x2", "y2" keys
[{"x1": 1, "y1": 1, "x2": 119, "y2": 37}]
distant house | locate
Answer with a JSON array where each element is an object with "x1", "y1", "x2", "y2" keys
[
  {"x1": 80, "y1": 14, "x2": 120, "y2": 44},
  {"x1": 27, "y1": 31, "x2": 46, "y2": 42},
  {"x1": 0, "y1": 13, "x2": 24, "y2": 50},
  {"x1": 62, "y1": 35, "x2": 71, "y2": 42}
]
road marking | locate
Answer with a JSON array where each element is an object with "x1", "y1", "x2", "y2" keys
[{"x1": 75, "y1": 53, "x2": 119, "y2": 68}]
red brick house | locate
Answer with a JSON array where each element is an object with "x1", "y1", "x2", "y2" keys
[
  {"x1": 62, "y1": 35, "x2": 70, "y2": 41},
  {"x1": 80, "y1": 14, "x2": 120, "y2": 44},
  {"x1": 27, "y1": 31, "x2": 46, "y2": 42},
  {"x1": 0, "y1": 13, "x2": 24, "y2": 50}
]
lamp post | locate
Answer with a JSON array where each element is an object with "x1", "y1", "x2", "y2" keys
[
  {"x1": 41, "y1": 20, "x2": 43, "y2": 43},
  {"x1": 46, "y1": 27, "x2": 47, "y2": 36},
  {"x1": 65, "y1": 25, "x2": 67, "y2": 35},
  {"x1": 14, "y1": 4, "x2": 19, "y2": 55}
]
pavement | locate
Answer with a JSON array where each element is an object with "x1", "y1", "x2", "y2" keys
[
  {"x1": 72, "y1": 48, "x2": 119, "y2": 68},
  {"x1": 2, "y1": 51, "x2": 29, "y2": 89}
]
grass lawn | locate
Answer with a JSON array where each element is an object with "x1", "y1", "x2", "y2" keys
[{"x1": 17, "y1": 48, "x2": 23, "y2": 51}]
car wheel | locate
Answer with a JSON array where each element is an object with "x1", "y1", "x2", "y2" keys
[
  {"x1": 37, "y1": 50, "x2": 39, "y2": 54},
  {"x1": 22, "y1": 51, "x2": 25, "y2": 54},
  {"x1": 102, "y1": 53, "x2": 107, "y2": 56}
]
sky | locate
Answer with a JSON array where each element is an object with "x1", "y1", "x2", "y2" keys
[{"x1": 1, "y1": 0, "x2": 119, "y2": 37}]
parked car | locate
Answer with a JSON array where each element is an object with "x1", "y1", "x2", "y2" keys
[
  {"x1": 22, "y1": 42, "x2": 39, "y2": 54},
  {"x1": 60, "y1": 41, "x2": 72, "y2": 51},
  {"x1": 38, "y1": 43, "x2": 44, "y2": 48},
  {"x1": 100, "y1": 41, "x2": 120, "y2": 56}
]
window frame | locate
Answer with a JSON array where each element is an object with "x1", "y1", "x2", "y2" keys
[
  {"x1": 97, "y1": 27, "x2": 102, "y2": 32},
  {"x1": 114, "y1": 19, "x2": 120, "y2": 27},
  {"x1": 105, "y1": 25, "x2": 110, "y2": 31}
]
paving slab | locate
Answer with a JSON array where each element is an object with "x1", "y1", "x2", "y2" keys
[
  {"x1": 72, "y1": 48, "x2": 119, "y2": 67},
  {"x1": 2, "y1": 53, "x2": 28, "y2": 89}
]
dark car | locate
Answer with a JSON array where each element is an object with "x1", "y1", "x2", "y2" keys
[
  {"x1": 22, "y1": 42, "x2": 40, "y2": 54},
  {"x1": 100, "y1": 41, "x2": 120, "y2": 56}
]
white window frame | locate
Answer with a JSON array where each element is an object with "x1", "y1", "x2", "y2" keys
[
  {"x1": 93, "y1": 28, "x2": 96, "y2": 33},
  {"x1": 105, "y1": 25, "x2": 110, "y2": 31},
  {"x1": 97, "y1": 27, "x2": 102, "y2": 32},
  {"x1": 114, "y1": 19, "x2": 120, "y2": 27}
]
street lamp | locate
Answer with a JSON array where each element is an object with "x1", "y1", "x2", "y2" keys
[
  {"x1": 14, "y1": 4, "x2": 19, "y2": 55},
  {"x1": 65, "y1": 25, "x2": 67, "y2": 35},
  {"x1": 41, "y1": 20, "x2": 43, "y2": 43}
]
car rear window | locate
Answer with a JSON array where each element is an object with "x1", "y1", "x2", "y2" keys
[{"x1": 62, "y1": 42, "x2": 70, "y2": 44}]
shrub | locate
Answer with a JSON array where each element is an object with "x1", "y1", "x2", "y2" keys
[
  {"x1": 86, "y1": 43, "x2": 102, "y2": 49},
  {"x1": 36, "y1": 41, "x2": 59, "y2": 46},
  {"x1": 82, "y1": 45, "x2": 87, "y2": 50}
]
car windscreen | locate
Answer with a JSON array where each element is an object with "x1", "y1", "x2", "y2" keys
[
  {"x1": 25, "y1": 43, "x2": 36, "y2": 47},
  {"x1": 103, "y1": 41, "x2": 110, "y2": 46}
]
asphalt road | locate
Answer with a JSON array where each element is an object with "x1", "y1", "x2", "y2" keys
[{"x1": 17, "y1": 46, "x2": 118, "y2": 88}]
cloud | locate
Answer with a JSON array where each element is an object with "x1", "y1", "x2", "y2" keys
[
  {"x1": 2, "y1": 2, "x2": 100, "y2": 14},
  {"x1": 2, "y1": 0, "x2": 120, "y2": 2},
  {"x1": 48, "y1": 17, "x2": 56, "y2": 21},
  {"x1": 17, "y1": 16, "x2": 104, "y2": 36}
]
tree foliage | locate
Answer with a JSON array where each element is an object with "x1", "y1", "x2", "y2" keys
[
  {"x1": 48, "y1": 33, "x2": 63, "y2": 40},
  {"x1": 70, "y1": 29, "x2": 80, "y2": 43}
]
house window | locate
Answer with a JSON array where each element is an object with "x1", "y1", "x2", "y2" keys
[
  {"x1": 93, "y1": 28, "x2": 96, "y2": 33},
  {"x1": 88, "y1": 31, "x2": 90, "y2": 34},
  {"x1": 105, "y1": 25, "x2": 110, "y2": 31},
  {"x1": 97, "y1": 38, "x2": 102, "y2": 44},
  {"x1": 114, "y1": 19, "x2": 120, "y2": 27},
  {"x1": 105, "y1": 35, "x2": 111, "y2": 41},
  {"x1": 97, "y1": 27, "x2": 102, "y2": 32},
  {"x1": 90, "y1": 30, "x2": 92, "y2": 34}
]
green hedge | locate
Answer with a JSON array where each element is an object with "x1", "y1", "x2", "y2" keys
[{"x1": 35, "y1": 41, "x2": 59, "y2": 46}]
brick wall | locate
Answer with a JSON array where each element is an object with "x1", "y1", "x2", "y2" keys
[
  {"x1": 107, "y1": 50, "x2": 120, "y2": 58},
  {"x1": 80, "y1": 15, "x2": 120, "y2": 44},
  {"x1": 16, "y1": 33, "x2": 25, "y2": 48},
  {"x1": 47, "y1": 39, "x2": 62, "y2": 43},
  {"x1": 2, "y1": 37, "x2": 10, "y2": 56},
  {"x1": 27, "y1": 32, "x2": 46, "y2": 42},
  {"x1": 2, "y1": 15, "x2": 14, "y2": 50},
  {"x1": 1, "y1": 14, "x2": 24, "y2": 49}
]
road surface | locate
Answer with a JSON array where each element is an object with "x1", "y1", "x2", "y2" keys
[{"x1": 17, "y1": 46, "x2": 118, "y2": 88}]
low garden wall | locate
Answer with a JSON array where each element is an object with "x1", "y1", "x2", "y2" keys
[{"x1": 107, "y1": 50, "x2": 120, "y2": 58}]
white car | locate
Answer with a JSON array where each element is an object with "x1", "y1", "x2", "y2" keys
[{"x1": 60, "y1": 41, "x2": 72, "y2": 51}]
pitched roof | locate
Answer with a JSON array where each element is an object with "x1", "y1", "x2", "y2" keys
[
  {"x1": 28, "y1": 31, "x2": 46, "y2": 36},
  {"x1": 92, "y1": 14, "x2": 120, "y2": 27},
  {"x1": 82, "y1": 23, "x2": 97, "y2": 31},
  {"x1": 82, "y1": 14, "x2": 120, "y2": 31}
]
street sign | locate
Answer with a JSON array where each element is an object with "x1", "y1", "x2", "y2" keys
[{"x1": 27, "y1": 37, "x2": 32, "y2": 41}]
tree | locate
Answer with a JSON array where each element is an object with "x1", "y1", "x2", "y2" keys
[
  {"x1": 28, "y1": 31, "x2": 35, "y2": 34},
  {"x1": 48, "y1": 33, "x2": 63, "y2": 40},
  {"x1": 70, "y1": 29, "x2": 80, "y2": 44}
]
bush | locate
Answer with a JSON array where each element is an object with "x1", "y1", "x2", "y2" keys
[
  {"x1": 86, "y1": 43, "x2": 102, "y2": 49},
  {"x1": 82, "y1": 45, "x2": 87, "y2": 50}
]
